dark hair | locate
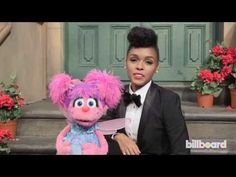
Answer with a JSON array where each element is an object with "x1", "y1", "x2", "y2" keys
[{"x1": 127, "y1": 26, "x2": 159, "y2": 61}]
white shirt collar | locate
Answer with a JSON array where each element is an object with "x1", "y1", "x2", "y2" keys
[{"x1": 128, "y1": 80, "x2": 152, "y2": 104}]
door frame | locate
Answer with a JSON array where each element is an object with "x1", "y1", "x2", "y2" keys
[{"x1": 63, "y1": 22, "x2": 224, "y2": 82}]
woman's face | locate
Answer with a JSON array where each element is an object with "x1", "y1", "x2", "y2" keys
[{"x1": 126, "y1": 47, "x2": 159, "y2": 92}]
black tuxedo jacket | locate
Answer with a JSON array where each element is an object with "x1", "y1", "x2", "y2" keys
[{"x1": 104, "y1": 81, "x2": 190, "y2": 155}]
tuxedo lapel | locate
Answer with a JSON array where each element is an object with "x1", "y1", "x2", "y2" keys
[
  {"x1": 137, "y1": 82, "x2": 160, "y2": 147},
  {"x1": 117, "y1": 99, "x2": 126, "y2": 118},
  {"x1": 116, "y1": 85, "x2": 129, "y2": 118}
]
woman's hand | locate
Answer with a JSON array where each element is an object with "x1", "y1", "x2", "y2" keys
[{"x1": 114, "y1": 133, "x2": 141, "y2": 155}]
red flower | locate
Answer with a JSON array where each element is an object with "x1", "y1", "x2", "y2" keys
[
  {"x1": 0, "y1": 95, "x2": 14, "y2": 110},
  {"x1": 226, "y1": 48, "x2": 236, "y2": 59},
  {"x1": 221, "y1": 65, "x2": 232, "y2": 78},
  {"x1": 198, "y1": 69, "x2": 214, "y2": 83},
  {"x1": 211, "y1": 45, "x2": 225, "y2": 56},
  {"x1": 0, "y1": 129, "x2": 13, "y2": 144},
  {"x1": 213, "y1": 71, "x2": 224, "y2": 83},
  {"x1": 0, "y1": 74, "x2": 24, "y2": 122},
  {"x1": 226, "y1": 105, "x2": 234, "y2": 111},
  {"x1": 191, "y1": 43, "x2": 236, "y2": 96},
  {"x1": 209, "y1": 44, "x2": 236, "y2": 82},
  {"x1": 16, "y1": 96, "x2": 24, "y2": 108},
  {"x1": 221, "y1": 54, "x2": 234, "y2": 65}
]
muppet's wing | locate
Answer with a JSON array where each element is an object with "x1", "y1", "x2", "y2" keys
[{"x1": 97, "y1": 118, "x2": 125, "y2": 135}]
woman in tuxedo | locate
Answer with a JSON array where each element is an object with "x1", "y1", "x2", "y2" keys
[{"x1": 105, "y1": 26, "x2": 190, "y2": 155}]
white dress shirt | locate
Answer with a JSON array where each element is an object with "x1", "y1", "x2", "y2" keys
[{"x1": 125, "y1": 80, "x2": 152, "y2": 142}]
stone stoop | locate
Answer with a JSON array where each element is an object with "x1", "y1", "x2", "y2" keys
[
  {"x1": 161, "y1": 83, "x2": 231, "y2": 106},
  {"x1": 9, "y1": 99, "x2": 66, "y2": 155},
  {"x1": 182, "y1": 102, "x2": 236, "y2": 155},
  {"x1": 8, "y1": 87, "x2": 236, "y2": 155}
]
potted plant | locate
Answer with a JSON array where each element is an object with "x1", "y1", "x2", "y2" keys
[
  {"x1": 207, "y1": 43, "x2": 236, "y2": 108},
  {"x1": 228, "y1": 59, "x2": 236, "y2": 108},
  {"x1": 0, "y1": 74, "x2": 24, "y2": 138},
  {"x1": 191, "y1": 68, "x2": 224, "y2": 108},
  {"x1": 206, "y1": 44, "x2": 233, "y2": 77},
  {"x1": 191, "y1": 43, "x2": 236, "y2": 108},
  {"x1": 206, "y1": 43, "x2": 236, "y2": 106},
  {"x1": 0, "y1": 129, "x2": 13, "y2": 154}
]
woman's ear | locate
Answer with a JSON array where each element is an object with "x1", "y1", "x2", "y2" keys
[{"x1": 123, "y1": 59, "x2": 127, "y2": 69}]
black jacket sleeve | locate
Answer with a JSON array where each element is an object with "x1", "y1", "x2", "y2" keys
[{"x1": 163, "y1": 93, "x2": 190, "y2": 154}]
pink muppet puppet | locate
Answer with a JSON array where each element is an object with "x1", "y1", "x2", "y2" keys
[{"x1": 49, "y1": 69, "x2": 123, "y2": 155}]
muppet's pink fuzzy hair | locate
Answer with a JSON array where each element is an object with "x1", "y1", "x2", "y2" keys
[
  {"x1": 48, "y1": 73, "x2": 79, "y2": 108},
  {"x1": 49, "y1": 70, "x2": 123, "y2": 109},
  {"x1": 84, "y1": 69, "x2": 123, "y2": 109}
]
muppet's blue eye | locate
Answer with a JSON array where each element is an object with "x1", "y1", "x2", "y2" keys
[
  {"x1": 87, "y1": 98, "x2": 97, "y2": 108},
  {"x1": 74, "y1": 98, "x2": 84, "y2": 108}
]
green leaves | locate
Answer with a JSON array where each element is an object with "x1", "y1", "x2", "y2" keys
[
  {"x1": 206, "y1": 54, "x2": 221, "y2": 71},
  {"x1": 0, "y1": 109, "x2": 12, "y2": 122},
  {"x1": 231, "y1": 72, "x2": 236, "y2": 78},
  {"x1": 190, "y1": 43, "x2": 236, "y2": 97},
  {"x1": 10, "y1": 73, "x2": 16, "y2": 83},
  {"x1": 190, "y1": 77, "x2": 223, "y2": 98},
  {"x1": 232, "y1": 65, "x2": 236, "y2": 73},
  {"x1": 212, "y1": 87, "x2": 223, "y2": 97},
  {"x1": 229, "y1": 83, "x2": 236, "y2": 90}
]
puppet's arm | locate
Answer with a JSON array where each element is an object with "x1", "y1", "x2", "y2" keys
[
  {"x1": 56, "y1": 125, "x2": 72, "y2": 155},
  {"x1": 95, "y1": 130, "x2": 108, "y2": 154}
]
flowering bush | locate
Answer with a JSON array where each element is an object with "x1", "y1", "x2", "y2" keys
[
  {"x1": 0, "y1": 129, "x2": 13, "y2": 154},
  {"x1": 206, "y1": 44, "x2": 235, "y2": 81},
  {"x1": 227, "y1": 48, "x2": 236, "y2": 89},
  {"x1": 191, "y1": 43, "x2": 236, "y2": 97},
  {"x1": 229, "y1": 65, "x2": 236, "y2": 89},
  {"x1": 191, "y1": 68, "x2": 224, "y2": 97},
  {"x1": 0, "y1": 74, "x2": 24, "y2": 122}
]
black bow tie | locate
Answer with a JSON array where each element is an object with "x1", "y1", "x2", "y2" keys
[{"x1": 123, "y1": 92, "x2": 142, "y2": 107}]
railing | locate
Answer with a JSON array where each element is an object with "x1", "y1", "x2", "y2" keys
[{"x1": 0, "y1": 22, "x2": 12, "y2": 44}]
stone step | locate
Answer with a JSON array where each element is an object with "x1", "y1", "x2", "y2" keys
[
  {"x1": 190, "y1": 139, "x2": 236, "y2": 155},
  {"x1": 9, "y1": 136, "x2": 236, "y2": 155},
  {"x1": 122, "y1": 82, "x2": 231, "y2": 105},
  {"x1": 161, "y1": 83, "x2": 231, "y2": 106},
  {"x1": 21, "y1": 98, "x2": 236, "y2": 122},
  {"x1": 10, "y1": 136, "x2": 56, "y2": 155},
  {"x1": 8, "y1": 97, "x2": 236, "y2": 155}
]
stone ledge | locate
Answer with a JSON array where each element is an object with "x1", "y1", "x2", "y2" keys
[
  {"x1": 15, "y1": 99, "x2": 236, "y2": 155},
  {"x1": 190, "y1": 139, "x2": 236, "y2": 155},
  {"x1": 8, "y1": 136, "x2": 236, "y2": 155},
  {"x1": 22, "y1": 99, "x2": 63, "y2": 119},
  {"x1": 22, "y1": 99, "x2": 236, "y2": 122},
  {"x1": 182, "y1": 101, "x2": 236, "y2": 121},
  {"x1": 9, "y1": 136, "x2": 56, "y2": 155}
]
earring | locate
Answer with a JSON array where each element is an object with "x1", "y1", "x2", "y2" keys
[
  {"x1": 156, "y1": 70, "x2": 158, "y2": 73},
  {"x1": 124, "y1": 66, "x2": 126, "y2": 69}
]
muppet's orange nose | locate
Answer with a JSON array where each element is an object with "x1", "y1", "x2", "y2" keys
[{"x1": 82, "y1": 106, "x2": 90, "y2": 112}]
